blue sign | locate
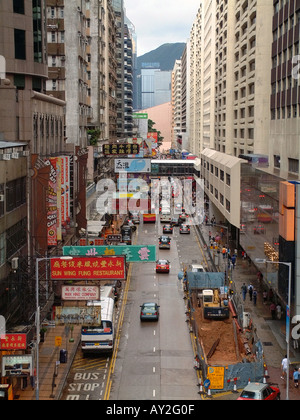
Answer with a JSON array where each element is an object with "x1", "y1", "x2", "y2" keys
[{"x1": 203, "y1": 379, "x2": 211, "y2": 389}]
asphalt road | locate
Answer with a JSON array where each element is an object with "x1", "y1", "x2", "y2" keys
[{"x1": 109, "y1": 219, "x2": 200, "y2": 400}]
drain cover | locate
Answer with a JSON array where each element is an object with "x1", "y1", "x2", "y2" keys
[{"x1": 263, "y1": 342, "x2": 273, "y2": 346}]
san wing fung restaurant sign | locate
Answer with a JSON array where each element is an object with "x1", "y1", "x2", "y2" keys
[{"x1": 50, "y1": 256, "x2": 126, "y2": 280}]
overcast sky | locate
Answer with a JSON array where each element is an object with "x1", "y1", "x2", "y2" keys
[{"x1": 124, "y1": 0, "x2": 200, "y2": 57}]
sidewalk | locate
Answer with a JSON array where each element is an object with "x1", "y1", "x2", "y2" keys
[
  {"x1": 200, "y1": 222, "x2": 300, "y2": 400},
  {"x1": 17, "y1": 325, "x2": 81, "y2": 400}
]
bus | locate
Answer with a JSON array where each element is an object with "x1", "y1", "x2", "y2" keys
[{"x1": 81, "y1": 286, "x2": 115, "y2": 354}]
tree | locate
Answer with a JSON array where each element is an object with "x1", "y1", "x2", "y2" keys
[
  {"x1": 148, "y1": 119, "x2": 164, "y2": 146},
  {"x1": 87, "y1": 129, "x2": 101, "y2": 146}
]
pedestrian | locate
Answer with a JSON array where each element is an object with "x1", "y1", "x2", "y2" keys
[
  {"x1": 270, "y1": 302, "x2": 276, "y2": 319},
  {"x1": 263, "y1": 290, "x2": 268, "y2": 304},
  {"x1": 231, "y1": 254, "x2": 236, "y2": 269},
  {"x1": 293, "y1": 368, "x2": 299, "y2": 388},
  {"x1": 281, "y1": 355, "x2": 288, "y2": 380},
  {"x1": 222, "y1": 246, "x2": 226, "y2": 259},
  {"x1": 253, "y1": 288, "x2": 257, "y2": 305},
  {"x1": 248, "y1": 283, "x2": 253, "y2": 301},
  {"x1": 241, "y1": 283, "x2": 247, "y2": 301},
  {"x1": 276, "y1": 304, "x2": 282, "y2": 320},
  {"x1": 257, "y1": 271, "x2": 263, "y2": 282}
]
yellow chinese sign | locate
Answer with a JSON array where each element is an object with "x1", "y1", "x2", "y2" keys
[{"x1": 207, "y1": 366, "x2": 225, "y2": 390}]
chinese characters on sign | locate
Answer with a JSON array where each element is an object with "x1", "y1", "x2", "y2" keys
[
  {"x1": 63, "y1": 245, "x2": 156, "y2": 263},
  {"x1": 103, "y1": 143, "x2": 140, "y2": 156},
  {"x1": 0, "y1": 334, "x2": 27, "y2": 350},
  {"x1": 62, "y1": 286, "x2": 100, "y2": 301},
  {"x1": 50, "y1": 256, "x2": 126, "y2": 280}
]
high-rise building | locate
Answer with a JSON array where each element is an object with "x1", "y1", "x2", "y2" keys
[
  {"x1": 123, "y1": 22, "x2": 134, "y2": 137},
  {"x1": 270, "y1": 0, "x2": 300, "y2": 176},
  {"x1": 46, "y1": 0, "x2": 91, "y2": 148},
  {"x1": 189, "y1": 6, "x2": 202, "y2": 157},
  {"x1": 140, "y1": 63, "x2": 172, "y2": 109},
  {"x1": 113, "y1": 0, "x2": 125, "y2": 139},
  {"x1": 172, "y1": 60, "x2": 182, "y2": 149},
  {"x1": 180, "y1": 42, "x2": 190, "y2": 152}
]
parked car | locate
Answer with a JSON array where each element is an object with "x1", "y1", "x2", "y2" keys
[
  {"x1": 163, "y1": 224, "x2": 173, "y2": 234},
  {"x1": 237, "y1": 382, "x2": 281, "y2": 400},
  {"x1": 159, "y1": 235, "x2": 171, "y2": 249},
  {"x1": 156, "y1": 259, "x2": 170, "y2": 273},
  {"x1": 140, "y1": 302, "x2": 160, "y2": 321},
  {"x1": 180, "y1": 224, "x2": 190, "y2": 234}
]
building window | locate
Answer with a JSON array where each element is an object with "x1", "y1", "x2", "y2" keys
[
  {"x1": 0, "y1": 184, "x2": 4, "y2": 218},
  {"x1": 226, "y1": 199, "x2": 231, "y2": 213},
  {"x1": 14, "y1": 29, "x2": 26, "y2": 60},
  {"x1": 220, "y1": 193, "x2": 224, "y2": 206},
  {"x1": 274, "y1": 155, "x2": 280, "y2": 168},
  {"x1": 13, "y1": 0, "x2": 25, "y2": 14},
  {"x1": 288, "y1": 158, "x2": 299, "y2": 174},
  {"x1": 6, "y1": 219, "x2": 27, "y2": 259},
  {"x1": 0, "y1": 232, "x2": 5, "y2": 266},
  {"x1": 33, "y1": 0, "x2": 43, "y2": 63},
  {"x1": 226, "y1": 173, "x2": 231, "y2": 186},
  {"x1": 6, "y1": 178, "x2": 26, "y2": 212}
]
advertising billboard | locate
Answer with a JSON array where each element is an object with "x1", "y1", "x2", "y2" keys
[{"x1": 50, "y1": 256, "x2": 126, "y2": 280}]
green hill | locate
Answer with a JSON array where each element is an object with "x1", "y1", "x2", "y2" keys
[{"x1": 137, "y1": 43, "x2": 186, "y2": 72}]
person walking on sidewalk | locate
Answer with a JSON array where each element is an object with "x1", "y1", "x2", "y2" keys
[
  {"x1": 270, "y1": 302, "x2": 276, "y2": 319},
  {"x1": 253, "y1": 288, "x2": 257, "y2": 306},
  {"x1": 248, "y1": 283, "x2": 253, "y2": 301},
  {"x1": 241, "y1": 283, "x2": 247, "y2": 301},
  {"x1": 281, "y1": 355, "x2": 288, "y2": 381}
]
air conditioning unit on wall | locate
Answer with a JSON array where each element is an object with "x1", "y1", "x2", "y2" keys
[{"x1": 0, "y1": 154, "x2": 11, "y2": 161}]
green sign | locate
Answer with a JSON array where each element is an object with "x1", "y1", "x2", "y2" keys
[
  {"x1": 132, "y1": 113, "x2": 148, "y2": 119},
  {"x1": 63, "y1": 245, "x2": 156, "y2": 263}
]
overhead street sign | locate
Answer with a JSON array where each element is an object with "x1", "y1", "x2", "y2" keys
[{"x1": 63, "y1": 245, "x2": 156, "y2": 263}]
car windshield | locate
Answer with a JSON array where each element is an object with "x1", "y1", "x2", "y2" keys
[
  {"x1": 240, "y1": 390, "x2": 259, "y2": 400},
  {"x1": 143, "y1": 304, "x2": 156, "y2": 311},
  {"x1": 160, "y1": 237, "x2": 169, "y2": 242},
  {"x1": 158, "y1": 260, "x2": 168, "y2": 264}
]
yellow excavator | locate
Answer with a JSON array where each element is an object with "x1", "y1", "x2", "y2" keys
[{"x1": 202, "y1": 289, "x2": 229, "y2": 320}]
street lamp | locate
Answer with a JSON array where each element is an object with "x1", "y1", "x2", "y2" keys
[{"x1": 255, "y1": 258, "x2": 292, "y2": 400}]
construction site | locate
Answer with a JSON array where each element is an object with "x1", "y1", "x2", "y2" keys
[{"x1": 186, "y1": 271, "x2": 265, "y2": 392}]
